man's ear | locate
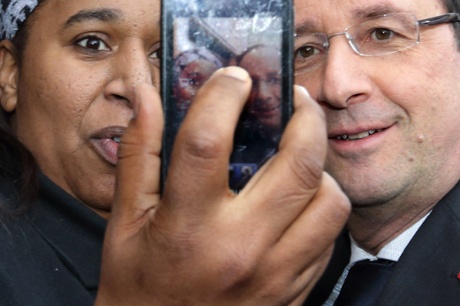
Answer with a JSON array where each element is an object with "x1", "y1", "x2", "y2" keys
[{"x1": 0, "y1": 40, "x2": 19, "y2": 113}]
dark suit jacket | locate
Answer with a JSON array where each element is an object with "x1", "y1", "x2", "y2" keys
[{"x1": 304, "y1": 181, "x2": 460, "y2": 306}]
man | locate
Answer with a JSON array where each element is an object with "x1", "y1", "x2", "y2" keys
[
  {"x1": 229, "y1": 45, "x2": 284, "y2": 189},
  {"x1": 293, "y1": 0, "x2": 460, "y2": 305},
  {"x1": 238, "y1": 45, "x2": 283, "y2": 141}
]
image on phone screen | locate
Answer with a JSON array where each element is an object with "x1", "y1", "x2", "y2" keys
[{"x1": 162, "y1": 0, "x2": 293, "y2": 192}]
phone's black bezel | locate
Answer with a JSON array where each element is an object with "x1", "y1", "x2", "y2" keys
[{"x1": 161, "y1": 0, "x2": 294, "y2": 193}]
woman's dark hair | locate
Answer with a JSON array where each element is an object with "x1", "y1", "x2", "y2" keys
[
  {"x1": 11, "y1": 0, "x2": 48, "y2": 64},
  {"x1": 0, "y1": 0, "x2": 48, "y2": 218},
  {"x1": 0, "y1": 121, "x2": 38, "y2": 219}
]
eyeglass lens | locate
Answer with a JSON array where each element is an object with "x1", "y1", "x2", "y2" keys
[{"x1": 294, "y1": 13, "x2": 419, "y2": 74}]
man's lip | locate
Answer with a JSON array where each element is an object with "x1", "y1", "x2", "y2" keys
[
  {"x1": 254, "y1": 103, "x2": 281, "y2": 113},
  {"x1": 90, "y1": 126, "x2": 126, "y2": 166},
  {"x1": 328, "y1": 125, "x2": 391, "y2": 140}
]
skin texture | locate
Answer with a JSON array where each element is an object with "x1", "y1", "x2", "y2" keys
[
  {"x1": 1, "y1": 0, "x2": 161, "y2": 217},
  {"x1": 97, "y1": 73, "x2": 350, "y2": 306},
  {"x1": 0, "y1": 0, "x2": 351, "y2": 304},
  {"x1": 294, "y1": 0, "x2": 460, "y2": 253},
  {"x1": 239, "y1": 46, "x2": 282, "y2": 131}
]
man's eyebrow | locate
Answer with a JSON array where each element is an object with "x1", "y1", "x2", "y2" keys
[
  {"x1": 295, "y1": 19, "x2": 317, "y2": 37},
  {"x1": 352, "y1": 4, "x2": 403, "y2": 19},
  {"x1": 63, "y1": 8, "x2": 122, "y2": 29},
  {"x1": 295, "y1": 4, "x2": 405, "y2": 36}
]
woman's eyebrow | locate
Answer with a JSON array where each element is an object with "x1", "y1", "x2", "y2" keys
[{"x1": 63, "y1": 8, "x2": 122, "y2": 29}]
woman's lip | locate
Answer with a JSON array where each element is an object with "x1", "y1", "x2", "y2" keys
[
  {"x1": 91, "y1": 139, "x2": 119, "y2": 166},
  {"x1": 91, "y1": 126, "x2": 125, "y2": 140},
  {"x1": 90, "y1": 126, "x2": 126, "y2": 166}
]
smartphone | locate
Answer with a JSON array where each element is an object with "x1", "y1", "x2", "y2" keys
[{"x1": 161, "y1": 0, "x2": 293, "y2": 193}]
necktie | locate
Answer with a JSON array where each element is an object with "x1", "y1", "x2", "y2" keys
[{"x1": 334, "y1": 259, "x2": 396, "y2": 306}]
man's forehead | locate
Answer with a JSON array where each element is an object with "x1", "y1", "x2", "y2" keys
[{"x1": 294, "y1": 0, "x2": 431, "y2": 33}]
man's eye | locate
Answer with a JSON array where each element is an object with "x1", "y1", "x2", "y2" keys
[
  {"x1": 371, "y1": 28, "x2": 394, "y2": 41},
  {"x1": 295, "y1": 45, "x2": 320, "y2": 59},
  {"x1": 76, "y1": 36, "x2": 110, "y2": 51}
]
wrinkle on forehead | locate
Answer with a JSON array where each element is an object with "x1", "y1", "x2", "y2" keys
[{"x1": 295, "y1": 0, "x2": 438, "y2": 34}]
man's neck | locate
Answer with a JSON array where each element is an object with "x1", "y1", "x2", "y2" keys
[{"x1": 346, "y1": 203, "x2": 435, "y2": 255}]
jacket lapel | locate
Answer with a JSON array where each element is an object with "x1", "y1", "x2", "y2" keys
[
  {"x1": 303, "y1": 230, "x2": 351, "y2": 306},
  {"x1": 377, "y1": 181, "x2": 460, "y2": 305}
]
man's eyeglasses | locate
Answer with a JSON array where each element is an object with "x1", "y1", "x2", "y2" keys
[{"x1": 294, "y1": 13, "x2": 460, "y2": 73}]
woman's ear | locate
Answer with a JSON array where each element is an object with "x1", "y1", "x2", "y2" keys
[{"x1": 0, "y1": 40, "x2": 18, "y2": 113}]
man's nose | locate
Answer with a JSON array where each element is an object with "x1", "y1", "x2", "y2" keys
[
  {"x1": 255, "y1": 81, "x2": 274, "y2": 101},
  {"x1": 317, "y1": 35, "x2": 373, "y2": 109}
]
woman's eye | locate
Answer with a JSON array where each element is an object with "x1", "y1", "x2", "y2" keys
[
  {"x1": 295, "y1": 45, "x2": 320, "y2": 59},
  {"x1": 188, "y1": 74, "x2": 205, "y2": 86},
  {"x1": 371, "y1": 28, "x2": 394, "y2": 41},
  {"x1": 76, "y1": 36, "x2": 110, "y2": 51},
  {"x1": 268, "y1": 77, "x2": 281, "y2": 85},
  {"x1": 149, "y1": 50, "x2": 160, "y2": 60}
]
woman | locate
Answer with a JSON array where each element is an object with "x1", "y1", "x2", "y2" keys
[
  {"x1": 173, "y1": 48, "x2": 224, "y2": 114},
  {"x1": 0, "y1": 0, "x2": 349, "y2": 305}
]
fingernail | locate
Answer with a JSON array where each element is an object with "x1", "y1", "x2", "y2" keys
[
  {"x1": 217, "y1": 66, "x2": 250, "y2": 82},
  {"x1": 296, "y1": 85, "x2": 311, "y2": 98}
]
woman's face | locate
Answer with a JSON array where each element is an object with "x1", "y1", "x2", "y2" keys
[
  {"x1": 8, "y1": 0, "x2": 161, "y2": 216},
  {"x1": 174, "y1": 58, "x2": 218, "y2": 111}
]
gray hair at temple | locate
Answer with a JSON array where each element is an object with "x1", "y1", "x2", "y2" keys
[
  {"x1": 0, "y1": 0, "x2": 39, "y2": 40},
  {"x1": 443, "y1": 0, "x2": 460, "y2": 48}
]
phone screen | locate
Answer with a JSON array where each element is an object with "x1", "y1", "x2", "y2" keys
[{"x1": 162, "y1": 0, "x2": 293, "y2": 192}]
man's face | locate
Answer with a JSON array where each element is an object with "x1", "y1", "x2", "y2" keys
[
  {"x1": 295, "y1": 0, "x2": 460, "y2": 208},
  {"x1": 239, "y1": 46, "x2": 282, "y2": 130},
  {"x1": 10, "y1": 0, "x2": 161, "y2": 215}
]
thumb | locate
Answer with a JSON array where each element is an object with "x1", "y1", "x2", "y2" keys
[{"x1": 110, "y1": 83, "x2": 164, "y2": 233}]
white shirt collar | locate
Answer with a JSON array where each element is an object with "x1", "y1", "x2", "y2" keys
[{"x1": 350, "y1": 212, "x2": 431, "y2": 263}]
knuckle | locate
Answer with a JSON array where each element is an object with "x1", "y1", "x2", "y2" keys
[
  {"x1": 331, "y1": 193, "x2": 352, "y2": 224},
  {"x1": 289, "y1": 147, "x2": 324, "y2": 191},
  {"x1": 216, "y1": 251, "x2": 257, "y2": 287},
  {"x1": 180, "y1": 131, "x2": 227, "y2": 162},
  {"x1": 316, "y1": 175, "x2": 351, "y2": 228}
]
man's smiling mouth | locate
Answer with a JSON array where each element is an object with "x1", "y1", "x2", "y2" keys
[{"x1": 335, "y1": 129, "x2": 384, "y2": 140}]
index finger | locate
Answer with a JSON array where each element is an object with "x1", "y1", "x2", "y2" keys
[
  {"x1": 238, "y1": 86, "x2": 328, "y2": 236},
  {"x1": 161, "y1": 67, "x2": 251, "y2": 216}
]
